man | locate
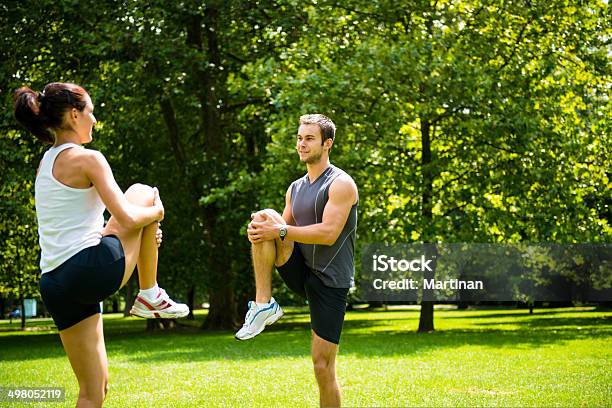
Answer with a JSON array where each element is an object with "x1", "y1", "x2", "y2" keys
[{"x1": 236, "y1": 114, "x2": 358, "y2": 407}]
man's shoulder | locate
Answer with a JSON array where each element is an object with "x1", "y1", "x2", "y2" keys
[
  {"x1": 330, "y1": 165, "x2": 357, "y2": 188},
  {"x1": 329, "y1": 166, "x2": 358, "y2": 204},
  {"x1": 330, "y1": 164, "x2": 355, "y2": 180}
]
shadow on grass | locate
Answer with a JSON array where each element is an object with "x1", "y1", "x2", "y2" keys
[
  {"x1": 470, "y1": 315, "x2": 612, "y2": 329},
  {"x1": 0, "y1": 332, "x2": 66, "y2": 360},
  {"x1": 108, "y1": 319, "x2": 612, "y2": 364},
  {"x1": 437, "y1": 309, "x2": 602, "y2": 320},
  {"x1": 0, "y1": 309, "x2": 610, "y2": 363}
]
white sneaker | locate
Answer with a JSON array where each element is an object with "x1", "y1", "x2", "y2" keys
[
  {"x1": 235, "y1": 297, "x2": 283, "y2": 340},
  {"x1": 130, "y1": 287, "x2": 190, "y2": 319}
]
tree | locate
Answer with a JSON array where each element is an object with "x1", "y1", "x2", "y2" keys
[
  {"x1": 0, "y1": 130, "x2": 41, "y2": 328},
  {"x1": 1, "y1": 0, "x2": 609, "y2": 333},
  {"x1": 1, "y1": 0, "x2": 308, "y2": 329},
  {"x1": 242, "y1": 0, "x2": 610, "y2": 331}
]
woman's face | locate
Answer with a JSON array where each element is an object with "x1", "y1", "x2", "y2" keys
[{"x1": 71, "y1": 94, "x2": 97, "y2": 143}]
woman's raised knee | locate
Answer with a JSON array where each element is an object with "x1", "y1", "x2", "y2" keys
[
  {"x1": 125, "y1": 183, "x2": 153, "y2": 195},
  {"x1": 125, "y1": 183, "x2": 155, "y2": 206}
]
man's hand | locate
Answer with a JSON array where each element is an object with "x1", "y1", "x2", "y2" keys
[{"x1": 247, "y1": 212, "x2": 282, "y2": 244}]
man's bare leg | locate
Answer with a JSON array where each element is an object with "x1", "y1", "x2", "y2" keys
[
  {"x1": 312, "y1": 331, "x2": 341, "y2": 407},
  {"x1": 252, "y1": 230, "x2": 275, "y2": 303},
  {"x1": 236, "y1": 209, "x2": 292, "y2": 340},
  {"x1": 251, "y1": 209, "x2": 294, "y2": 303}
]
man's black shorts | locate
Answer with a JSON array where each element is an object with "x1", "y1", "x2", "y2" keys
[
  {"x1": 277, "y1": 247, "x2": 349, "y2": 344},
  {"x1": 39, "y1": 235, "x2": 125, "y2": 331}
]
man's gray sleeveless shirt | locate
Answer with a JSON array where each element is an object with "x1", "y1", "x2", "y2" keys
[{"x1": 290, "y1": 165, "x2": 357, "y2": 288}]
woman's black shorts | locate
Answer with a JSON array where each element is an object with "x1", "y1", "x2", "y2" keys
[
  {"x1": 277, "y1": 247, "x2": 349, "y2": 345},
  {"x1": 39, "y1": 235, "x2": 125, "y2": 331}
]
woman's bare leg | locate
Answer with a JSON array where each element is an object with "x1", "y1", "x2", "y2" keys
[
  {"x1": 59, "y1": 314, "x2": 108, "y2": 408},
  {"x1": 136, "y1": 221, "x2": 159, "y2": 289},
  {"x1": 59, "y1": 184, "x2": 155, "y2": 407},
  {"x1": 101, "y1": 183, "x2": 158, "y2": 289},
  {"x1": 102, "y1": 183, "x2": 188, "y2": 319}
]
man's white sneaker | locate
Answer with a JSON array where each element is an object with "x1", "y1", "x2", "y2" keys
[
  {"x1": 130, "y1": 287, "x2": 189, "y2": 319},
  {"x1": 235, "y1": 297, "x2": 283, "y2": 340}
]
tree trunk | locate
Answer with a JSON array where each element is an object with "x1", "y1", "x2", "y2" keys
[
  {"x1": 187, "y1": 286, "x2": 195, "y2": 320},
  {"x1": 418, "y1": 302, "x2": 434, "y2": 332},
  {"x1": 123, "y1": 277, "x2": 135, "y2": 317},
  {"x1": 197, "y1": 6, "x2": 239, "y2": 330},
  {"x1": 20, "y1": 293, "x2": 26, "y2": 330},
  {"x1": 418, "y1": 118, "x2": 436, "y2": 333},
  {"x1": 158, "y1": 6, "x2": 238, "y2": 331},
  {"x1": 203, "y1": 286, "x2": 238, "y2": 330},
  {"x1": 367, "y1": 301, "x2": 384, "y2": 309},
  {"x1": 418, "y1": 244, "x2": 438, "y2": 333}
]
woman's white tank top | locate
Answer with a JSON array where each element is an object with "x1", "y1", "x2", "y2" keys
[{"x1": 35, "y1": 143, "x2": 105, "y2": 273}]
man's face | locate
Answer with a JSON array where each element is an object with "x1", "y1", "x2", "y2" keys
[{"x1": 296, "y1": 123, "x2": 327, "y2": 164}]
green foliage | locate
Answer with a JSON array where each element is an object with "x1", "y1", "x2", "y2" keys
[
  {"x1": 247, "y1": 0, "x2": 611, "y2": 244},
  {"x1": 0, "y1": 130, "x2": 42, "y2": 300},
  {"x1": 0, "y1": 1, "x2": 609, "y2": 323}
]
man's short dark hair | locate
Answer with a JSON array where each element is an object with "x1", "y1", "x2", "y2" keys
[{"x1": 299, "y1": 114, "x2": 336, "y2": 144}]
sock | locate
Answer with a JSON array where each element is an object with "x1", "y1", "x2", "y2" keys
[
  {"x1": 256, "y1": 297, "x2": 273, "y2": 307},
  {"x1": 139, "y1": 284, "x2": 160, "y2": 301}
]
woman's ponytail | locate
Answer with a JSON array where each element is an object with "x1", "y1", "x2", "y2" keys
[{"x1": 13, "y1": 86, "x2": 54, "y2": 144}]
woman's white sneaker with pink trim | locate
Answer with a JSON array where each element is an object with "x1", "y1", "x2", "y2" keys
[{"x1": 130, "y1": 287, "x2": 189, "y2": 319}]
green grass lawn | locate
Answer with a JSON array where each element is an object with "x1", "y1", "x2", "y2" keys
[{"x1": 0, "y1": 306, "x2": 610, "y2": 407}]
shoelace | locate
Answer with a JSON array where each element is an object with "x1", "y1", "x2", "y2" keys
[
  {"x1": 242, "y1": 301, "x2": 257, "y2": 327},
  {"x1": 156, "y1": 288, "x2": 175, "y2": 307}
]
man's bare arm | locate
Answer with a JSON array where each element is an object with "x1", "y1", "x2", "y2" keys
[{"x1": 284, "y1": 175, "x2": 357, "y2": 245}]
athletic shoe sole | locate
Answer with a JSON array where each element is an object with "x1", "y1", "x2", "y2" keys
[
  {"x1": 130, "y1": 307, "x2": 189, "y2": 319},
  {"x1": 235, "y1": 308, "x2": 284, "y2": 341}
]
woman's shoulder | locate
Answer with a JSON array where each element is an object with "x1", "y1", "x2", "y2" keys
[
  {"x1": 74, "y1": 147, "x2": 105, "y2": 160},
  {"x1": 64, "y1": 147, "x2": 107, "y2": 171}
]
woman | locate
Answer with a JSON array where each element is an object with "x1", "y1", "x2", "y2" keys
[{"x1": 13, "y1": 82, "x2": 189, "y2": 407}]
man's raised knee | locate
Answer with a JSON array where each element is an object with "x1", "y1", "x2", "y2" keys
[
  {"x1": 251, "y1": 211, "x2": 266, "y2": 222},
  {"x1": 262, "y1": 208, "x2": 283, "y2": 222},
  {"x1": 251, "y1": 208, "x2": 280, "y2": 222}
]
